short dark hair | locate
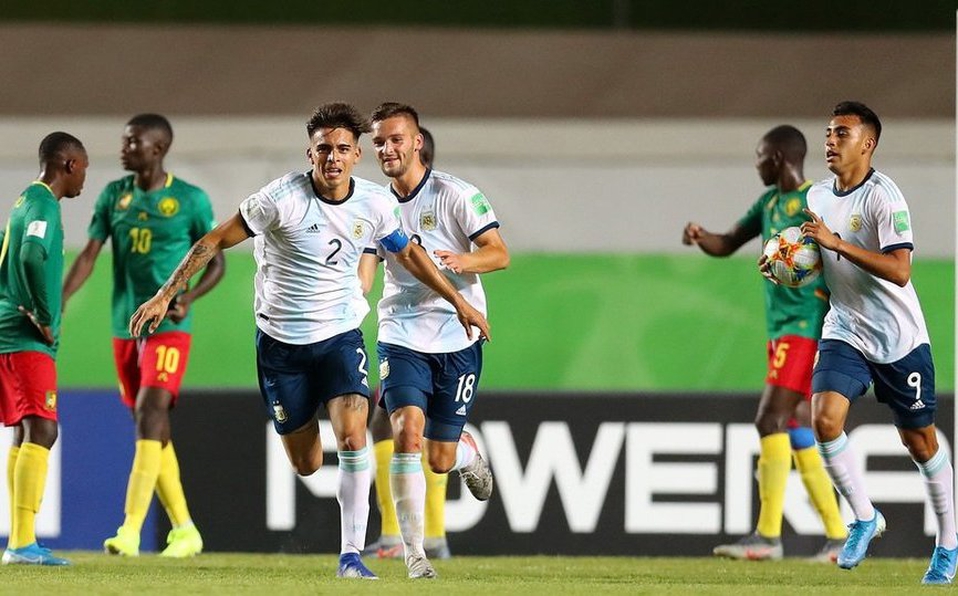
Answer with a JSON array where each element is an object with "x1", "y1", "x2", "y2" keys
[
  {"x1": 833, "y1": 101, "x2": 881, "y2": 143},
  {"x1": 38, "y1": 132, "x2": 85, "y2": 165},
  {"x1": 127, "y1": 113, "x2": 174, "y2": 145},
  {"x1": 419, "y1": 126, "x2": 435, "y2": 168},
  {"x1": 306, "y1": 102, "x2": 371, "y2": 139},
  {"x1": 370, "y1": 102, "x2": 420, "y2": 128},
  {"x1": 764, "y1": 125, "x2": 806, "y2": 163}
]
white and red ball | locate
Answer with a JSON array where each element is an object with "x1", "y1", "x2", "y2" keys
[{"x1": 762, "y1": 226, "x2": 822, "y2": 288}]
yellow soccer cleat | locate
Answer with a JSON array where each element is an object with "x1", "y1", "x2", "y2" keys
[
  {"x1": 160, "y1": 525, "x2": 203, "y2": 558},
  {"x1": 104, "y1": 525, "x2": 141, "y2": 557}
]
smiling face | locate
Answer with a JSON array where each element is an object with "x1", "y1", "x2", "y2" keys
[
  {"x1": 371, "y1": 114, "x2": 423, "y2": 179},
  {"x1": 824, "y1": 114, "x2": 875, "y2": 176},
  {"x1": 307, "y1": 126, "x2": 361, "y2": 200}
]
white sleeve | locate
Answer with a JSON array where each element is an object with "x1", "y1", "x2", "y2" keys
[
  {"x1": 239, "y1": 190, "x2": 281, "y2": 235},
  {"x1": 871, "y1": 186, "x2": 913, "y2": 252},
  {"x1": 454, "y1": 185, "x2": 499, "y2": 241}
]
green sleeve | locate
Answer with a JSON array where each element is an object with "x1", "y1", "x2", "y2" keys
[
  {"x1": 735, "y1": 192, "x2": 768, "y2": 238},
  {"x1": 20, "y1": 241, "x2": 50, "y2": 325},
  {"x1": 191, "y1": 189, "x2": 216, "y2": 242},
  {"x1": 88, "y1": 185, "x2": 114, "y2": 241}
]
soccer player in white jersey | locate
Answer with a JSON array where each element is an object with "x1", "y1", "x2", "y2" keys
[
  {"x1": 787, "y1": 101, "x2": 956, "y2": 584},
  {"x1": 129, "y1": 102, "x2": 490, "y2": 580},
  {"x1": 366, "y1": 102, "x2": 510, "y2": 579}
]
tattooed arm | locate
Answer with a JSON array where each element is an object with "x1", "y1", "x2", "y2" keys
[{"x1": 129, "y1": 213, "x2": 252, "y2": 336}]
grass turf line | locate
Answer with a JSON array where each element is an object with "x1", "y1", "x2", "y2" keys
[{"x1": 0, "y1": 553, "x2": 938, "y2": 594}]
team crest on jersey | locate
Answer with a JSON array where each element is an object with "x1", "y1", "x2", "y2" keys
[
  {"x1": 44, "y1": 390, "x2": 57, "y2": 411},
  {"x1": 272, "y1": 403, "x2": 288, "y2": 423},
  {"x1": 420, "y1": 209, "x2": 437, "y2": 231},
  {"x1": 785, "y1": 197, "x2": 802, "y2": 217},
  {"x1": 158, "y1": 197, "x2": 180, "y2": 217},
  {"x1": 379, "y1": 359, "x2": 390, "y2": 379},
  {"x1": 117, "y1": 193, "x2": 133, "y2": 210},
  {"x1": 849, "y1": 214, "x2": 862, "y2": 232},
  {"x1": 352, "y1": 221, "x2": 366, "y2": 240}
]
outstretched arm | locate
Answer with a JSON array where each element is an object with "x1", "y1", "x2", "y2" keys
[
  {"x1": 801, "y1": 208, "x2": 911, "y2": 286},
  {"x1": 392, "y1": 241, "x2": 491, "y2": 341},
  {"x1": 682, "y1": 222, "x2": 755, "y2": 257},
  {"x1": 167, "y1": 251, "x2": 227, "y2": 322},
  {"x1": 433, "y1": 228, "x2": 510, "y2": 274},
  {"x1": 62, "y1": 238, "x2": 105, "y2": 309},
  {"x1": 130, "y1": 213, "x2": 250, "y2": 336}
]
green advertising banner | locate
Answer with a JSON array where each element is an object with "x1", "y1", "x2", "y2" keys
[{"x1": 58, "y1": 252, "x2": 954, "y2": 392}]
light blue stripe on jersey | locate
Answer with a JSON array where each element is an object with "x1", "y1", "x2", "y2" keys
[
  {"x1": 338, "y1": 447, "x2": 370, "y2": 472},
  {"x1": 390, "y1": 452, "x2": 422, "y2": 474}
]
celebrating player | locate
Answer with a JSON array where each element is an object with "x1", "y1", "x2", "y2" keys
[
  {"x1": 63, "y1": 114, "x2": 223, "y2": 558},
  {"x1": 365, "y1": 126, "x2": 454, "y2": 561},
  {"x1": 366, "y1": 103, "x2": 509, "y2": 579},
  {"x1": 684, "y1": 125, "x2": 847, "y2": 561},
  {"x1": 128, "y1": 102, "x2": 489, "y2": 580},
  {"x1": 0, "y1": 132, "x2": 89, "y2": 566},
  {"x1": 792, "y1": 101, "x2": 955, "y2": 584}
]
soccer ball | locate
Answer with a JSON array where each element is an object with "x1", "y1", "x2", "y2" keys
[{"x1": 762, "y1": 226, "x2": 822, "y2": 288}]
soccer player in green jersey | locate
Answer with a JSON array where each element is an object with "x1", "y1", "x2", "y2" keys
[
  {"x1": 683, "y1": 125, "x2": 847, "y2": 561},
  {"x1": 0, "y1": 132, "x2": 88, "y2": 566},
  {"x1": 63, "y1": 114, "x2": 224, "y2": 558}
]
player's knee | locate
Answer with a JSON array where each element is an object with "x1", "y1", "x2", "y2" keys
[
  {"x1": 394, "y1": 425, "x2": 423, "y2": 453},
  {"x1": 426, "y1": 451, "x2": 454, "y2": 474},
  {"x1": 291, "y1": 454, "x2": 322, "y2": 476},
  {"x1": 812, "y1": 413, "x2": 843, "y2": 442},
  {"x1": 23, "y1": 417, "x2": 58, "y2": 449}
]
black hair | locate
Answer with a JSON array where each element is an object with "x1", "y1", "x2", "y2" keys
[
  {"x1": 38, "y1": 132, "x2": 85, "y2": 165},
  {"x1": 306, "y1": 102, "x2": 371, "y2": 139},
  {"x1": 833, "y1": 101, "x2": 882, "y2": 143}
]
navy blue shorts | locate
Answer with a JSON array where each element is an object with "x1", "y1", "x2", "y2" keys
[
  {"x1": 256, "y1": 328, "x2": 370, "y2": 435},
  {"x1": 377, "y1": 341, "x2": 483, "y2": 442},
  {"x1": 812, "y1": 339, "x2": 936, "y2": 429}
]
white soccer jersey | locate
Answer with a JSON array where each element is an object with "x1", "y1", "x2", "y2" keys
[
  {"x1": 378, "y1": 170, "x2": 500, "y2": 353},
  {"x1": 807, "y1": 169, "x2": 929, "y2": 363},
  {"x1": 239, "y1": 172, "x2": 401, "y2": 345}
]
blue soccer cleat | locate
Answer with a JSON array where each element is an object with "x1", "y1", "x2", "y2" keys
[
  {"x1": 837, "y1": 510, "x2": 886, "y2": 569},
  {"x1": 922, "y1": 544, "x2": 958, "y2": 585},
  {"x1": 337, "y1": 552, "x2": 378, "y2": 579},
  {"x1": 2, "y1": 542, "x2": 70, "y2": 566}
]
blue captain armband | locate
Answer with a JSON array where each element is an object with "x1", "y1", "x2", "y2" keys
[{"x1": 380, "y1": 228, "x2": 410, "y2": 253}]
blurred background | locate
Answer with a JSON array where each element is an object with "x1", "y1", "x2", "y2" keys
[{"x1": 0, "y1": 0, "x2": 954, "y2": 556}]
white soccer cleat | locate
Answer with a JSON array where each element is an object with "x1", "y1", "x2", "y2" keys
[{"x1": 406, "y1": 553, "x2": 438, "y2": 579}]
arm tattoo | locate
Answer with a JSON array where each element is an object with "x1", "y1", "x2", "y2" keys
[{"x1": 157, "y1": 242, "x2": 216, "y2": 300}]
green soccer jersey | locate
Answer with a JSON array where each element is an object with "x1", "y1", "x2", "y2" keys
[
  {"x1": 737, "y1": 181, "x2": 828, "y2": 341},
  {"x1": 89, "y1": 173, "x2": 215, "y2": 339},
  {"x1": 0, "y1": 182, "x2": 64, "y2": 357}
]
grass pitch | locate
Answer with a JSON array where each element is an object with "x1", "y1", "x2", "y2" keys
[{"x1": 0, "y1": 553, "x2": 938, "y2": 595}]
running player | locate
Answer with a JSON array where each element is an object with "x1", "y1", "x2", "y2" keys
[
  {"x1": 0, "y1": 132, "x2": 88, "y2": 566},
  {"x1": 791, "y1": 101, "x2": 955, "y2": 584},
  {"x1": 685, "y1": 125, "x2": 846, "y2": 561},
  {"x1": 63, "y1": 114, "x2": 224, "y2": 558},
  {"x1": 365, "y1": 126, "x2": 453, "y2": 561},
  {"x1": 128, "y1": 102, "x2": 489, "y2": 580},
  {"x1": 367, "y1": 102, "x2": 509, "y2": 579}
]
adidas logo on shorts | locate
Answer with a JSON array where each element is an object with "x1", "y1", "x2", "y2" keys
[{"x1": 911, "y1": 399, "x2": 926, "y2": 410}]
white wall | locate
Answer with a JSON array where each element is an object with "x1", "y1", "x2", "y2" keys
[{"x1": 0, "y1": 116, "x2": 952, "y2": 256}]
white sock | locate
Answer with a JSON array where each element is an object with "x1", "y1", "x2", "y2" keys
[
  {"x1": 390, "y1": 452, "x2": 425, "y2": 559},
  {"x1": 451, "y1": 438, "x2": 477, "y2": 472},
  {"x1": 817, "y1": 433, "x2": 876, "y2": 521},
  {"x1": 915, "y1": 446, "x2": 958, "y2": 549},
  {"x1": 337, "y1": 447, "x2": 371, "y2": 555}
]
